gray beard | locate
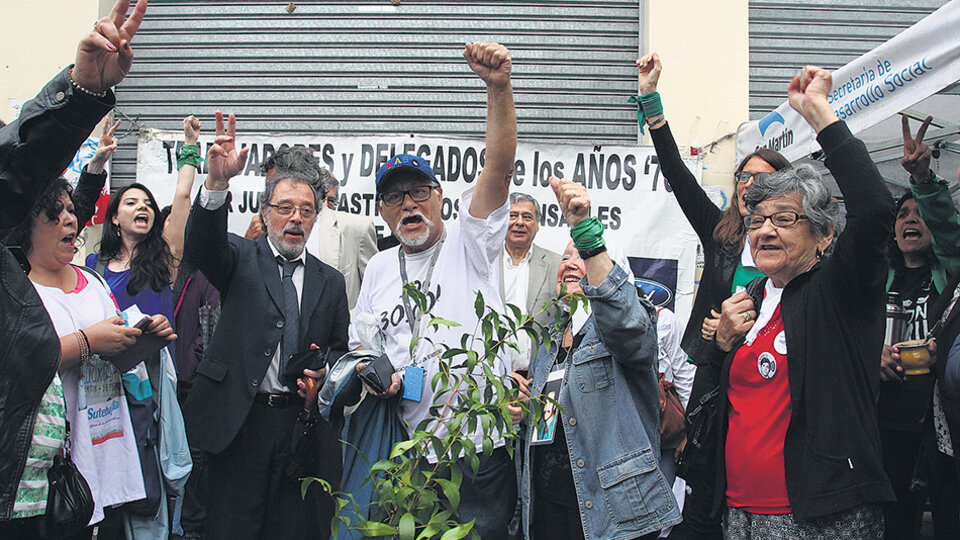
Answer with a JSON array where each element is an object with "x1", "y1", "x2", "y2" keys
[
  {"x1": 393, "y1": 212, "x2": 434, "y2": 248},
  {"x1": 268, "y1": 228, "x2": 305, "y2": 260}
]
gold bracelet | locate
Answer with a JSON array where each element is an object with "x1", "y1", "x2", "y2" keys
[{"x1": 75, "y1": 330, "x2": 90, "y2": 359}]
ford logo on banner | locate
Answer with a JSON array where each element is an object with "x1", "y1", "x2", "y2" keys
[{"x1": 635, "y1": 278, "x2": 674, "y2": 308}]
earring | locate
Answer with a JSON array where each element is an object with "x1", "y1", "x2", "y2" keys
[{"x1": 815, "y1": 248, "x2": 823, "y2": 260}]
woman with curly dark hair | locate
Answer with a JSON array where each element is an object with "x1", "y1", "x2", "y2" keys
[{"x1": 3, "y1": 177, "x2": 174, "y2": 536}]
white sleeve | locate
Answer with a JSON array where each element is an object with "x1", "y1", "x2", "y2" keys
[
  {"x1": 457, "y1": 187, "x2": 510, "y2": 279},
  {"x1": 657, "y1": 308, "x2": 696, "y2": 408},
  {"x1": 199, "y1": 185, "x2": 229, "y2": 210},
  {"x1": 348, "y1": 287, "x2": 371, "y2": 351},
  {"x1": 348, "y1": 257, "x2": 380, "y2": 351}
]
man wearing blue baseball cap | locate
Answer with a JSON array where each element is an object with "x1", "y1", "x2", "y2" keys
[{"x1": 350, "y1": 42, "x2": 517, "y2": 538}]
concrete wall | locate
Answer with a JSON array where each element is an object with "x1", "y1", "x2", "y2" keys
[
  {"x1": 0, "y1": 1, "x2": 101, "y2": 123},
  {"x1": 646, "y1": 0, "x2": 750, "y2": 203}
]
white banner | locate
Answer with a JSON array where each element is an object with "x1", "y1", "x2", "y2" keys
[
  {"x1": 736, "y1": 0, "x2": 960, "y2": 162},
  {"x1": 137, "y1": 133, "x2": 701, "y2": 322}
]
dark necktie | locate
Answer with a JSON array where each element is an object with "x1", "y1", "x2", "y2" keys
[{"x1": 278, "y1": 257, "x2": 301, "y2": 381}]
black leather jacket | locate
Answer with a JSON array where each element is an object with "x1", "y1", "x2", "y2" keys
[{"x1": 0, "y1": 67, "x2": 114, "y2": 520}]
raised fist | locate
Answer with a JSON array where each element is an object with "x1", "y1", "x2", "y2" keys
[
  {"x1": 464, "y1": 42, "x2": 512, "y2": 89},
  {"x1": 549, "y1": 176, "x2": 591, "y2": 228},
  {"x1": 636, "y1": 52, "x2": 662, "y2": 96},
  {"x1": 183, "y1": 115, "x2": 201, "y2": 145},
  {"x1": 787, "y1": 65, "x2": 838, "y2": 133}
]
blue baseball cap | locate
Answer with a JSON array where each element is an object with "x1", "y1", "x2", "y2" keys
[{"x1": 375, "y1": 154, "x2": 439, "y2": 193}]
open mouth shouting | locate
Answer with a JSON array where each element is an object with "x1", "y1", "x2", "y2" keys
[
  {"x1": 61, "y1": 232, "x2": 76, "y2": 249},
  {"x1": 400, "y1": 213, "x2": 426, "y2": 231},
  {"x1": 900, "y1": 227, "x2": 922, "y2": 240},
  {"x1": 132, "y1": 212, "x2": 151, "y2": 227}
]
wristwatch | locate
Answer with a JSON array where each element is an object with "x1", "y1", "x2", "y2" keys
[{"x1": 579, "y1": 245, "x2": 607, "y2": 259}]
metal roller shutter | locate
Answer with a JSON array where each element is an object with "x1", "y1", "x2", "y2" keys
[
  {"x1": 749, "y1": 0, "x2": 947, "y2": 119},
  {"x1": 112, "y1": 0, "x2": 641, "y2": 187}
]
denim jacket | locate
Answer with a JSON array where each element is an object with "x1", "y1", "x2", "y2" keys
[{"x1": 520, "y1": 264, "x2": 682, "y2": 539}]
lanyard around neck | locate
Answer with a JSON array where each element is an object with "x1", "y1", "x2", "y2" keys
[{"x1": 398, "y1": 230, "x2": 447, "y2": 343}]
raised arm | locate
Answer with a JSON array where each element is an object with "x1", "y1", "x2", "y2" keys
[
  {"x1": 914, "y1": 178, "x2": 960, "y2": 277},
  {"x1": 464, "y1": 42, "x2": 516, "y2": 219},
  {"x1": 550, "y1": 176, "x2": 615, "y2": 286},
  {"x1": 637, "y1": 52, "x2": 723, "y2": 242},
  {"x1": 0, "y1": 0, "x2": 145, "y2": 229},
  {"x1": 183, "y1": 111, "x2": 249, "y2": 292},
  {"x1": 901, "y1": 115, "x2": 960, "y2": 276},
  {"x1": 789, "y1": 66, "x2": 894, "y2": 295},
  {"x1": 163, "y1": 115, "x2": 202, "y2": 282},
  {"x1": 73, "y1": 119, "x2": 120, "y2": 233},
  {"x1": 549, "y1": 175, "x2": 657, "y2": 370}
]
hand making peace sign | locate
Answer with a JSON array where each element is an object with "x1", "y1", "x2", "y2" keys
[
  {"x1": 72, "y1": 0, "x2": 147, "y2": 95},
  {"x1": 204, "y1": 110, "x2": 250, "y2": 190},
  {"x1": 901, "y1": 115, "x2": 934, "y2": 181}
]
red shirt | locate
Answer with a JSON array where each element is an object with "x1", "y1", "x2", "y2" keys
[{"x1": 725, "y1": 303, "x2": 791, "y2": 514}]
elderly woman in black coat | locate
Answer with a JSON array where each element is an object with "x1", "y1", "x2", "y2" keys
[{"x1": 707, "y1": 66, "x2": 896, "y2": 539}]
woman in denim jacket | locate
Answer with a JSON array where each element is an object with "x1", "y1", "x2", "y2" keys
[{"x1": 516, "y1": 177, "x2": 682, "y2": 540}]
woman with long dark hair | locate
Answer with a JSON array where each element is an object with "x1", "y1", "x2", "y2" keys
[
  {"x1": 85, "y1": 182, "x2": 186, "y2": 536},
  {"x1": 637, "y1": 53, "x2": 791, "y2": 364},
  {"x1": 634, "y1": 52, "x2": 790, "y2": 539},
  {"x1": 876, "y1": 117, "x2": 960, "y2": 540},
  {"x1": 89, "y1": 183, "x2": 174, "y2": 321}
]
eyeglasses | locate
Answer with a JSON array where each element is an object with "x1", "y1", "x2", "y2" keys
[
  {"x1": 378, "y1": 186, "x2": 435, "y2": 207},
  {"x1": 743, "y1": 211, "x2": 808, "y2": 230},
  {"x1": 267, "y1": 203, "x2": 317, "y2": 219},
  {"x1": 734, "y1": 171, "x2": 772, "y2": 184}
]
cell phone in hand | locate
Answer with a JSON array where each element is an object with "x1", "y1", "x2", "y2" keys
[
  {"x1": 359, "y1": 354, "x2": 395, "y2": 394},
  {"x1": 281, "y1": 347, "x2": 329, "y2": 389}
]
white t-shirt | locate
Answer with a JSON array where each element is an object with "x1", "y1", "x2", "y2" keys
[
  {"x1": 350, "y1": 188, "x2": 510, "y2": 460},
  {"x1": 33, "y1": 266, "x2": 146, "y2": 525}
]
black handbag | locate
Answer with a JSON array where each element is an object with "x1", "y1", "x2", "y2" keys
[{"x1": 40, "y1": 437, "x2": 94, "y2": 538}]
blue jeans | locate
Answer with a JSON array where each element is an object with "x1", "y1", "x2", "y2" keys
[{"x1": 456, "y1": 446, "x2": 517, "y2": 540}]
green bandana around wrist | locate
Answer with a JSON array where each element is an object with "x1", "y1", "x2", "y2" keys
[
  {"x1": 627, "y1": 91, "x2": 664, "y2": 134},
  {"x1": 571, "y1": 216, "x2": 605, "y2": 252},
  {"x1": 177, "y1": 144, "x2": 203, "y2": 170}
]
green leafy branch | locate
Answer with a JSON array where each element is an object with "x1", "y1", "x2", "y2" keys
[{"x1": 304, "y1": 282, "x2": 588, "y2": 540}]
